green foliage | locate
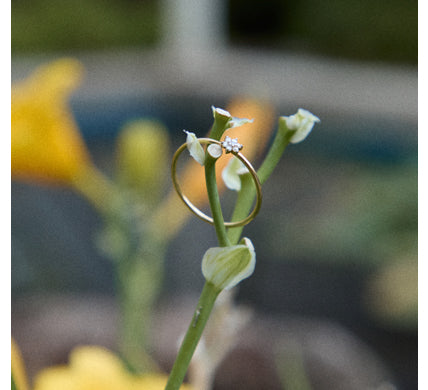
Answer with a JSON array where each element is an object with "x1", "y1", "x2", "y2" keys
[
  {"x1": 12, "y1": 0, "x2": 160, "y2": 53},
  {"x1": 229, "y1": 0, "x2": 417, "y2": 63},
  {"x1": 13, "y1": 0, "x2": 417, "y2": 63},
  {"x1": 289, "y1": 0, "x2": 417, "y2": 63}
]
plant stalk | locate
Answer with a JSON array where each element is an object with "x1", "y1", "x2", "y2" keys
[
  {"x1": 204, "y1": 155, "x2": 231, "y2": 247},
  {"x1": 165, "y1": 114, "x2": 233, "y2": 388},
  {"x1": 227, "y1": 125, "x2": 293, "y2": 244},
  {"x1": 165, "y1": 282, "x2": 220, "y2": 390}
]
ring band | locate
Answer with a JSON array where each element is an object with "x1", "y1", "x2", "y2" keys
[{"x1": 171, "y1": 138, "x2": 262, "y2": 227}]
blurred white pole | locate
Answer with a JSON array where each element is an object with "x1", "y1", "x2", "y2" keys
[{"x1": 161, "y1": 0, "x2": 227, "y2": 69}]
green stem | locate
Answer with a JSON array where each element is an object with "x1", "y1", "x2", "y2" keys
[
  {"x1": 115, "y1": 240, "x2": 169, "y2": 375},
  {"x1": 208, "y1": 110, "x2": 231, "y2": 140},
  {"x1": 72, "y1": 165, "x2": 119, "y2": 214},
  {"x1": 165, "y1": 112, "x2": 233, "y2": 388},
  {"x1": 227, "y1": 124, "x2": 294, "y2": 244},
  {"x1": 204, "y1": 109, "x2": 234, "y2": 247},
  {"x1": 11, "y1": 374, "x2": 17, "y2": 390},
  {"x1": 116, "y1": 237, "x2": 165, "y2": 373},
  {"x1": 257, "y1": 124, "x2": 294, "y2": 185},
  {"x1": 205, "y1": 156, "x2": 231, "y2": 247},
  {"x1": 165, "y1": 282, "x2": 220, "y2": 390},
  {"x1": 276, "y1": 345, "x2": 312, "y2": 390},
  {"x1": 227, "y1": 173, "x2": 255, "y2": 245}
]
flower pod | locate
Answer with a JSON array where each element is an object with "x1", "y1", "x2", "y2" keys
[{"x1": 202, "y1": 237, "x2": 256, "y2": 291}]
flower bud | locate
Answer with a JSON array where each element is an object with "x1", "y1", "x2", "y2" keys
[
  {"x1": 280, "y1": 108, "x2": 320, "y2": 143},
  {"x1": 202, "y1": 238, "x2": 256, "y2": 291},
  {"x1": 116, "y1": 119, "x2": 170, "y2": 201}
]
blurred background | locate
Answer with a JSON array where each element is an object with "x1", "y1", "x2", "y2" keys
[{"x1": 11, "y1": 1, "x2": 417, "y2": 389}]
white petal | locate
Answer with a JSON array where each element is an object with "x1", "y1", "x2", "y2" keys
[
  {"x1": 229, "y1": 117, "x2": 254, "y2": 128},
  {"x1": 222, "y1": 156, "x2": 249, "y2": 191},
  {"x1": 289, "y1": 118, "x2": 313, "y2": 143},
  {"x1": 284, "y1": 113, "x2": 299, "y2": 130},
  {"x1": 297, "y1": 108, "x2": 320, "y2": 123},
  {"x1": 281, "y1": 108, "x2": 320, "y2": 144},
  {"x1": 185, "y1": 130, "x2": 205, "y2": 165},
  {"x1": 226, "y1": 237, "x2": 256, "y2": 289}
]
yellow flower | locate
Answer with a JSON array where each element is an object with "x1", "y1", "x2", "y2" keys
[
  {"x1": 152, "y1": 97, "x2": 276, "y2": 238},
  {"x1": 11, "y1": 339, "x2": 29, "y2": 390},
  {"x1": 11, "y1": 58, "x2": 92, "y2": 186},
  {"x1": 133, "y1": 374, "x2": 192, "y2": 390},
  {"x1": 34, "y1": 346, "x2": 192, "y2": 390}
]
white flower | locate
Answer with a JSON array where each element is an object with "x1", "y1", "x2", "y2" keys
[
  {"x1": 281, "y1": 108, "x2": 320, "y2": 143},
  {"x1": 222, "y1": 156, "x2": 249, "y2": 191},
  {"x1": 202, "y1": 237, "x2": 256, "y2": 291},
  {"x1": 184, "y1": 130, "x2": 205, "y2": 165}
]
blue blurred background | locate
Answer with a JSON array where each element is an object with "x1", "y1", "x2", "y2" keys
[{"x1": 11, "y1": 1, "x2": 417, "y2": 389}]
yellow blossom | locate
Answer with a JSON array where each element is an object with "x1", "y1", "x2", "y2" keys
[
  {"x1": 11, "y1": 58, "x2": 92, "y2": 186},
  {"x1": 33, "y1": 346, "x2": 192, "y2": 390},
  {"x1": 152, "y1": 97, "x2": 276, "y2": 238},
  {"x1": 12, "y1": 339, "x2": 29, "y2": 390}
]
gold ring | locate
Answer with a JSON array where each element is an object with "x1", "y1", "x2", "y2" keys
[{"x1": 171, "y1": 137, "x2": 262, "y2": 227}]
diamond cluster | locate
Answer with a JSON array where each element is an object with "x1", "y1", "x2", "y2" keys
[{"x1": 222, "y1": 136, "x2": 243, "y2": 154}]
